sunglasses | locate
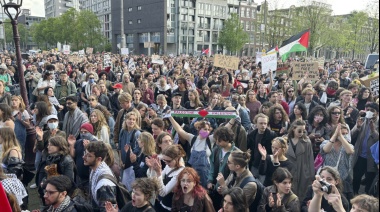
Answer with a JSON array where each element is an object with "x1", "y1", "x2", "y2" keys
[
  {"x1": 331, "y1": 112, "x2": 341, "y2": 115},
  {"x1": 288, "y1": 90, "x2": 294, "y2": 93},
  {"x1": 89, "y1": 98, "x2": 96, "y2": 101}
]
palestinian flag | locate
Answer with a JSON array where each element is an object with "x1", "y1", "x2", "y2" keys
[
  {"x1": 279, "y1": 29, "x2": 310, "y2": 61},
  {"x1": 267, "y1": 46, "x2": 279, "y2": 55}
]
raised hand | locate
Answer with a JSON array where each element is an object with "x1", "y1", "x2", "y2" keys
[
  {"x1": 83, "y1": 139, "x2": 90, "y2": 147},
  {"x1": 276, "y1": 193, "x2": 282, "y2": 207},
  {"x1": 356, "y1": 117, "x2": 364, "y2": 128},
  {"x1": 105, "y1": 201, "x2": 118, "y2": 212},
  {"x1": 36, "y1": 126, "x2": 43, "y2": 139},
  {"x1": 67, "y1": 135, "x2": 76, "y2": 147},
  {"x1": 124, "y1": 144, "x2": 130, "y2": 153},
  {"x1": 258, "y1": 144, "x2": 267, "y2": 160},
  {"x1": 268, "y1": 193, "x2": 275, "y2": 208},
  {"x1": 216, "y1": 173, "x2": 225, "y2": 186}
]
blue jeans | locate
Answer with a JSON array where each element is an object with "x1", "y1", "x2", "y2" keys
[{"x1": 34, "y1": 150, "x2": 42, "y2": 171}]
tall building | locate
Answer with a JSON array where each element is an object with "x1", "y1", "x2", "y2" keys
[
  {"x1": 111, "y1": 0, "x2": 234, "y2": 55},
  {"x1": 79, "y1": 0, "x2": 112, "y2": 41},
  {"x1": 19, "y1": 9, "x2": 45, "y2": 50},
  {"x1": 44, "y1": 0, "x2": 80, "y2": 18}
]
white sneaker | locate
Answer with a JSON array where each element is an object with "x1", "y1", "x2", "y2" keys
[{"x1": 29, "y1": 183, "x2": 37, "y2": 189}]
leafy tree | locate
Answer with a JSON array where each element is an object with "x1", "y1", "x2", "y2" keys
[
  {"x1": 1, "y1": 19, "x2": 28, "y2": 51},
  {"x1": 56, "y1": 8, "x2": 78, "y2": 44},
  {"x1": 218, "y1": 13, "x2": 249, "y2": 55},
  {"x1": 292, "y1": 0, "x2": 332, "y2": 57},
  {"x1": 347, "y1": 11, "x2": 369, "y2": 59},
  {"x1": 366, "y1": 0, "x2": 379, "y2": 53}
]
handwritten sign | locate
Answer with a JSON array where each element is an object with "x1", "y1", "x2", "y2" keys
[
  {"x1": 370, "y1": 78, "x2": 379, "y2": 96},
  {"x1": 292, "y1": 62, "x2": 319, "y2": 82},
  {"x1": 63, "y1": 45, "x2": 70, "y2": 55},
  {"x1": 78, "y1": 49, "x2": 85, "y2": 56},
  {"x1": 360, "y1": 73, "x2": 379, "y2": 88},
  {"x1": 86, "y1": 47, "x2": 93, "y2": 54},
  {"x1": 276, "y1": 63, "x2": 290, "y2": 76},
  {"x1": 262, "y1": 54, "x2": 277, "y2": 75},
  {"x1": 214, "y1": 54, "x2": 239, "y2": 70},
  {"x1": 317, "y1": 57, "x2": 325, "y2": 68},
  {"x1": 152, "y1": 55, "x2": 164, "y2": 65}
]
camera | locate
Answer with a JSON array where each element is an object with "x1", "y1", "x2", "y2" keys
[{"x1": 319, "y1": 180, "x2": 332, "y2": 194}]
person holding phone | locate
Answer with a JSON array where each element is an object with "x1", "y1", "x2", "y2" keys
[{"x1": 306, "y1": 105, "x2": 330, "y2": 158}]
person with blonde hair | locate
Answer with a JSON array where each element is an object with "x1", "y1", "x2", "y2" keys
[
  {"x1": 153, "y1": 94, "x2": 171, "y2": 118},
  {"x1": 124, "y1": 132, "x2": 156, "y2": 179},
  {"x1": 258, "y1": 137, "x2": 294, "y2": 186},
  {"x1": 185, "y1": 89, "x2": 203, "y2": 109},
  {"x1": 11, "y1": 95, "x2": 30, "y2": 153},
  {"x1": 0, "y1": 80, "x2": 11, "y2": 105},
  {"x1": 89, "y1": 109, "x2": 108, "y2": 139},
  {"x1": 1, "y1": 127, "x2": 23, "y2": 178}
]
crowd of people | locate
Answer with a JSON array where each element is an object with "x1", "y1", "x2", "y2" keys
[{"x1": 0, "y1": 51, "x2": 378, "y2": 212}]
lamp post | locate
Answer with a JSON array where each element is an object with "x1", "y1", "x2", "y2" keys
[{"x1": 0, "y1": 0, "x2": 28, "y2": 106}]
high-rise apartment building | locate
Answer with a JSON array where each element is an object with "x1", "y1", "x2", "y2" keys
[
  {"x1": 79, "y1": 0, "x2": 112, "y2": 41},
  {"x1": 44, "y1": 0, "x2": 80, "y2": 18}
]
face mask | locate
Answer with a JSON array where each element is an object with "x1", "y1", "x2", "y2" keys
[
  {"x1": 81, "y1": 132, "x2": 93, "y2": 140},
  {"x1": 89, "y1": 79, "x2": 95, "y2": 84},
  {"x1": 314, "y1": 116, "x2": 324, "y2": 123},
  {"x1": 199, "y1": 129, "x2": 209, "y2": 138},
  {"x1": 343, "y1": 134, "x2": 350, "y2": 141},
  {"x1": 366, "y1": 111, "x2": 374, "y2": 119},
  {"x1": 326, "y1": 87, "x2": 337, "y2": 96},
  {"x1": 48, "y1": 122, "x2": 59, "y2": 130}
]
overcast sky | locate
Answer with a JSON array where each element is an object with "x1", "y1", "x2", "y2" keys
[{"x1": 23, "y1": 0, "x2": 374, "y2": 17}]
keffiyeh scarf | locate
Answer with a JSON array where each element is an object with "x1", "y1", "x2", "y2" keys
[
  {"x1": 90, "y1": 161, "x2": 115, "y2": 205},
  {"x1": 1, "y1": 174, "x2": 28, "y2": 205},
  {"x1": 47, "y1": 196, "x2": 71, "y2": 212}
]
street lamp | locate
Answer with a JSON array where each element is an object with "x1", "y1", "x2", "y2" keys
[{"x1": 0, "y1": 0, "x2": 28, "y2": 106}]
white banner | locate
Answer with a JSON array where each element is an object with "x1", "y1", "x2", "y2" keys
[
  {"x1": 78, "y1": 49, "x2": 85, "y2": 56},
  {"x1": 256, "y1": 52, "x2": 262, "y2": 64},
  {"x1": 261, "y1": 54, "x2": 277, "y2": 74},
  {"x1": 63, "y1": 45, "x2": 70, "y2": 55},
  {"x1": 121, "y1": 48, "x2": 129, "y2": 55}
]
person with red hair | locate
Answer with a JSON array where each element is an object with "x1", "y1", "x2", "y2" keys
[{"x1": 171, "y1": 167, "x2": 215, "y2": 212}]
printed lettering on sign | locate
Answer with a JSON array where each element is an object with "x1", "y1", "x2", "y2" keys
[{"x1": 370, "y1": 78, "x2": 379, "y2": 96}]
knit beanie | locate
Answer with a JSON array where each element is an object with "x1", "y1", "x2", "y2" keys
[{"x1": 80, "y1": 123, "x2": 94, "y2": 134}]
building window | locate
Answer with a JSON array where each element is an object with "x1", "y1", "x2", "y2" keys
[
  {"x1": 138, "y1": 6, "x2": 142, "y2": 10},
  {"x1": 137, "y1": 19, "x2": 141, "y2": 24},
  {"x1": 128, "y1": 7, "x2": 132, "y2": 12},
  {"x1": 128, "y1": 20, "x2": 133, "y2": 25}
]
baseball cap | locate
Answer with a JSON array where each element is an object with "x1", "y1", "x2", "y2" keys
[{"x1": 112, "y1": 83, "x2": 123, "y2": 89}]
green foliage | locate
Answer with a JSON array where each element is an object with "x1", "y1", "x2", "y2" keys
[
  {"x1": 30, "y1": 9, "x2": 108, "y2": 51},
  {"x1": 218, "y1": 13, "x2": 249, "y2": 54},
  {"x1": 347, "y1": 11, "x2": 369, "y2": 59},
  {"x1": 1, "y1": 19, "x2": 29, "y2": 50}
]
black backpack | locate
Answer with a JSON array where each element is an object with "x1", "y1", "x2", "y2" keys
[
  {"x1": 239, "y1": 176, "x2": 265, "y2": 211},
  {"x1": 97, "y1": 174, "x2": 131, "y2": 209}
]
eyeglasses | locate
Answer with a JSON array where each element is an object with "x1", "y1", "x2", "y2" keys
[
  {"x1": 44, "y1": 190, "x2": 59, "y2": 196},
  {"x1": 331, "y1": 112, "x2": 341, "y2": 115},
  {"x1": 89, "y1": 99, "x2": 96, "y2": 101},
  {"x1": 66, "y1": 102, "x2": 73, "y2": 105},
  {"x1": 288, "y1": 90, "x2": 294, "y2": 93},
  {"x1": 161, "y1": 139, "x2": 173, "y2": 144},
  {"x1": 162, "y1": 158, "x2": 173, "y2": 163}
]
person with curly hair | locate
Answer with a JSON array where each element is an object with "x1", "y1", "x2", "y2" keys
[
  {"x1": 268, "y1": 104, "x2": 289, "y2": 136},
  {"x1": 219, "y1": 187, "x2": 249, "y2": 212},
  {"x1": 306, "y1": 105, "x2": 330, "y2": 158},
  {"x1": 172, "y1": 167, "x2": 215, "y2": 211}
]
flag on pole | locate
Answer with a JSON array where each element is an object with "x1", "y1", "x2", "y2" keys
[
  {"x1": 267, "y1": 46, "x2": 279, "y2": 55},
  {"x1": 279, "y1": 29, "x2": 310, "y2": 61},
  {"x1": 202, "y1": 48, "x2": 210, "y2": 55}
]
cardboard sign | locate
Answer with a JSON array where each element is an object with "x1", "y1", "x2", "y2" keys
[
  {"x1": 86, "y1": 47, "x2": 93, "y2": 54},
  {"x1": 184, "y1": 62, "x2": 189, "y2": 70},
  {"x1": 214, "y1": 54, "x2": 239, "y2": 70},
  {"x1": 276, "y1": 63, "x2": 290, "y2": 76},
  {"x1": 370, "y1": 77, "x2": 379, "y2": 96},
  {"x1": 262, "y1": 54, "x2": 277, "y2": 75},
  {"x1": 78, "y1": 49, "x2": 85, "y2": 55},
  {"x1": 63, "y1": 45, "x2": 70, "y2": 55},
  {"x1": 360, "y1": 73, "x2": 379, "y2": 88},
  {"x1": 68, "y1": 56, "x2": 81, "y2": 63},
  {"x1": 292, "y1": 62, "x2": 319, "y2": 82},
  {"x1": 152, "y1": 55, "x2": 164, "y2": 65},
  {"x1": 42, "y1": 51, "x2": 49, "y2": 55},
  {"x1": 121, "y1": 48, "x2": 129, "y2": 55},
  {"x1": 317, "y1": 57, "x2": 325, "y2": 68}
]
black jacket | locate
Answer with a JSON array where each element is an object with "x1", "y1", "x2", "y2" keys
[{"x1": 247, "y1": 128, "x2": 277, "y2": 169}]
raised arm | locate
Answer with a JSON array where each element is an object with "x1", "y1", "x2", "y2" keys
[{"x1": 168, "y1": 116, "x2": 191, "y2": 141}]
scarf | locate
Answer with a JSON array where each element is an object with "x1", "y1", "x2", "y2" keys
[
  {"x1": 85, "y1": 83, "x2": 93, "y2": 98},
  {"x1": 1, "y1": 174, "x2": 28, "y2": 205},
  {"x1": 90, "y1": 161, "x2": 115, "y2": 205},
  {"x1": 47, "y1": 196, "x2": 71, "y2": 212}
]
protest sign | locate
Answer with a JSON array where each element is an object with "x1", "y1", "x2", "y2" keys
[
  {"x1": 256, "y1": 52, "x2": 262, "y2": 64},
  {"x1": 68, "y1": 55, "x2": 81, "y2": 63},
  {"x1": 276, "y1": 63, "x2": 290, "y2": 76},
  {"x1": 261, "y1": 54, "x2": 277, "y2": 75},
  {"x1": 292, "y1": 62, "x2": 319, "y2": 82},
  {"x1": 63, "y1": 45, "x2": 70, "y2": 55},
  {"x1": 78, "y1": 49, "x2": 85, "y2": 56},
  {"x1": 121, "y1": 48, "x2": 129, "y2": 55},
  {"x1": 144, "y1": 42, "x2": 154, "y2": 48},
  {"x1": 152, "y1": 55, "x2": 164, "y2": 65},
  {"x1": 360, "y1": 73, "x2": 379, "y2": 88},
  {"x1": 42, "y1": 51, "x2": 49, "y2": 55},
  {"x1": 213, "y1": 54, "x2": 239, "y2": 70},
  {"x1": 184, "y1": 62, "x2": 189, "y2": 70},
  {"x1": 317, "y1": 57, "x2": 325, "y2": 68},
  {"x1": 370, "y1": 77, "x2": 379, "y2": 96},
  {"x1": 128, "y1": 58, "x2": 136, "y2": 70},
  {"x1": 104, "y1": 54, "x2": 112, "y2": 67},
  {"x1": 86, "y1": 47, "x2": 93, "y2": 54}
]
